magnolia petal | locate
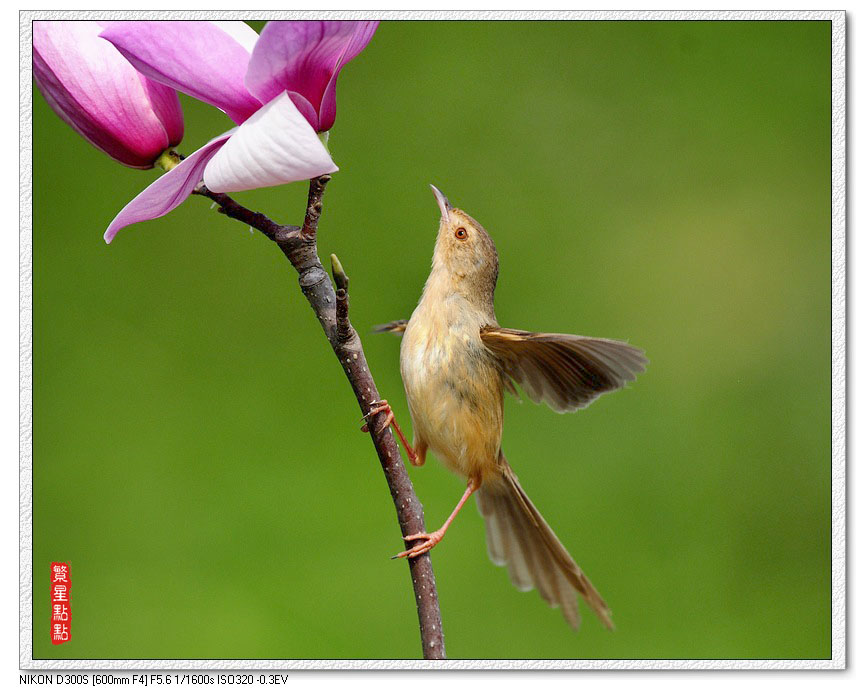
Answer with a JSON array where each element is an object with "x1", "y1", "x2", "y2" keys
[
  {"x1": 210, "y1": 20, "x2": 260, "y2": 54},
  {"x1": 142, "y1": 76, "x2": 184, "y2": 147},
  {"x1": 104, "y1": 133, "x2": 232, "y2": 243},
  {"x1": 285, "y1": 92, "x2": 319, "y2": 132},
  {"x1": 33, "y1": 20, "x2": 183, "y2": 169},
  {"x1": 203, "y1": 92, "x2": 337, "y2": 194},
  {"x1": 100, "y1": 21, "x2": 262, "y2": 124},
  {"x1": 317, "y1": 21, "x2": 379, "y2": 132},
  {"x1": 245, "y1": 20, "x2": 378, "y2": 131}
]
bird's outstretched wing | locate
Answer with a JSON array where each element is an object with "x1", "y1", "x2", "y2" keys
[
  {"x1": 480, "y1": 326, "x2": 647, "y2": 413},
  {"x1": 373, "y1": 319, "x2": 408, "y2": 335}
]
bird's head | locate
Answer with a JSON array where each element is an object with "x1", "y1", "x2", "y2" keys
[{"x1": 429, "y1": 185, "x2": 499, "y2": 301}]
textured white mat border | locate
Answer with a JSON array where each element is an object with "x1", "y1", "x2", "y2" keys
[{"x1": 19, "y1": 9, "x2": 846, "y2": 671}]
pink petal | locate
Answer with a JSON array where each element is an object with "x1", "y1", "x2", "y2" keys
[
  {"x1": 244, "y1": 21, "x2": 378, "y2": 131},
  {"x1": 209, "y1": 21, "x2": 259, "y2": 53},
  {"x1": 100, "y1": 21, "x2": 262, "y2": 125},
  {"x1": 104, "y1": 133, "x2": 232, "y2": 243},
  {"x1": 142, "y1": 76, "x2": 184, "y2": 148},
  {"x1": 33, "y1": 20, "x2": 183, "y2": 169},
  {"x1": 203, "y1": 92, "x2": 337, "y2": 193}
]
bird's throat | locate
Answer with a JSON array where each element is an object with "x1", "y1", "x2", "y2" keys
[{"x1": 421, "y1": 264, "x2": 496, "y2": 322}]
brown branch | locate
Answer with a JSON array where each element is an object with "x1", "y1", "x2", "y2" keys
[{"x1": 194, "y1": 180, "x2": 446, "y2": 660}]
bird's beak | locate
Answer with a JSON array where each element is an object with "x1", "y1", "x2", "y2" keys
[{"x1": 430, "y1": 184, "x2": 452, "y2": 222}]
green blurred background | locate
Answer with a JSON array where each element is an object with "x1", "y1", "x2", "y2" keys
[{"x1": 32, "y1": 20, "x2": 831, "y2": 660}]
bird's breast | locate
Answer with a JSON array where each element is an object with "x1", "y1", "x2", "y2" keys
[{"x1": 399, "y1": 299, "x2": 504, "y2": 482}]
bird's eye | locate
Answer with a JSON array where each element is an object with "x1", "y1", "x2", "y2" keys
[{"x1": 455, "y1": 227, "x2": 468, "y2": 240}]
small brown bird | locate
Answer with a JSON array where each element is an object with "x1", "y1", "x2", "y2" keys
[{"x1": 369, "y1": 185, "x2": 646, "y2": 630}]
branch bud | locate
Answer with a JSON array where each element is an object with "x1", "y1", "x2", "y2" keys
[{"x1": 330, "y1": 253, "x2": 349, "y2": 293}]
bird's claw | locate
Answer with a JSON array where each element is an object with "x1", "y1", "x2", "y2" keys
[
  {"x1": 361, "y1": 400, "x2": 420, "y2": 465},
  {"x1": 360, "y1": 400, "x2": 393, "y2": 435},
  {"x1": 392, "y1": 530, "x2": 444, "y2": 559}
]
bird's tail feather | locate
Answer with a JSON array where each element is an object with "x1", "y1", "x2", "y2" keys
[{"x1": 475, "y1": 457, "x2": 613, "y2": 630}]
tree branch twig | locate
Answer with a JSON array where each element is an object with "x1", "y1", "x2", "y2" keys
[{"x1": 194, "y1": 179, "x2": 446, "y2": 660}]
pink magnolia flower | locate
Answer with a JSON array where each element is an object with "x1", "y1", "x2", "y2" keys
[
  {"x1": 99, "y1": 20, "x2": 378, "y2": 243},
  {"x1": 33, "y1": 21, "x2": 184, "y2": 169}
]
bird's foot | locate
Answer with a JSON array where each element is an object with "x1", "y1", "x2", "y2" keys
[
  {"x1": 360, "y1": 399, "x2": 393, "y2": 434},
  {"x1": 392, "y1": 529, "x2": 445, "y2": 559},
  {"x1": 390, "y1": 481, "x2": 477, "y2": 560},
  {"x1": 361, "y1": 400, "x2": 419, "y2": 465}
]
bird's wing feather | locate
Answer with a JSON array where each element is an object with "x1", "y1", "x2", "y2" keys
[
  {"x1": 479, "y1": 326, "x2": 647, "y2": 413},
  {"x1": 373, "y1": 319, "x2": 408, "y2": 335}
]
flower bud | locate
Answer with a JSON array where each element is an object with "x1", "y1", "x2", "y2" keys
[{"x1": 33, "y1": 21, "x2": 184, "y2": 169}]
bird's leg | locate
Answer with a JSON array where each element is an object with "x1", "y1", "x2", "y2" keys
[
  {"x1": 361, "y1": 400, "x2": 420, "y2": 465},
  {"x1": 393, "y1": 479, "x2": 478, "y2": 559}
]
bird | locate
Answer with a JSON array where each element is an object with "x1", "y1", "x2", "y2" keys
[{"x1": 365, "y1": 185, "x2": 647, "y2": 630}]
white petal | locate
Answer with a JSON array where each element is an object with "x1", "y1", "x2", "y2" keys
[{"x1": 203, "y1": 91, "x2": 338, "y2": 193}]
